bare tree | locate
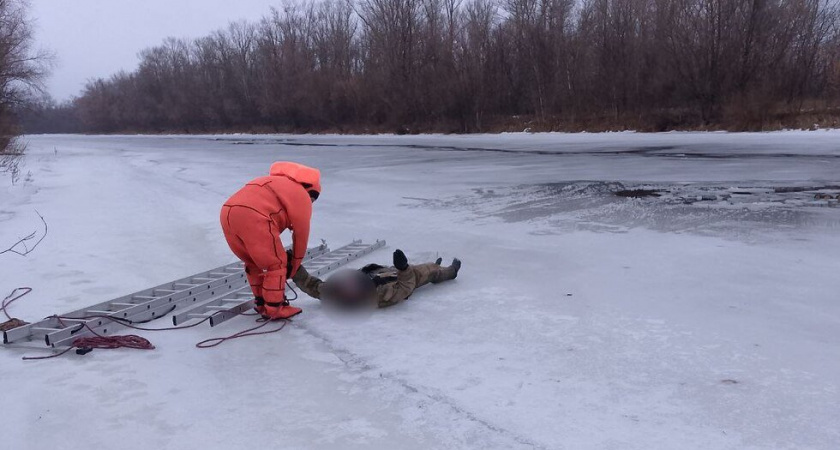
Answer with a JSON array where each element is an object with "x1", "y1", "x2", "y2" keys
[
  {"x1": 44, "y1": 0, "x2": 840, "y2": 134},
  {"x1": 0, "y1": 0, "x2": 50, "y2": 170}
]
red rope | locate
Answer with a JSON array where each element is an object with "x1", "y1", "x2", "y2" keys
[
  {"x1": 22, "y1": 319, "x2": 155, "y2": 360},
  {"x1": 23, "y1": 313, "x2": 289, "y2": 359},
  {"x1": 20, "y1": 336, "x2": 155, "y2": 360},
  {"x1": 1, "y1": 287, "x2": 32, "y2": 332},
  {"x1": 195, "y1": 318, "x2": 289, "y2": 348},
  {"x1": 58, "y1": 312, "x2": 210, "y2": 332},
  {"x1": 1, "y1": 287, "x2": 32, "y2": 321},
  {"x1": 20, "y1": 347, "x2": 75, "y2": 360},
  {"x1": 9, "y1": 288, "x2": 291, "y2": 360},
  {"x1": 73, "y1": 334, "x2": 154, "y2": 350},
  {"x1": 61, "y1": 310, "x2": 289, "y2": 349}
]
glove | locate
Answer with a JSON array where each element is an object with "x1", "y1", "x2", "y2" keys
[
  {"x1": 292, "y1": 262, "x2": 309, "y2": 283},
  {"x1": 286, "y1": 249, "x2": 303, "y2": 278},
  {"x1": 286, "y1": 250, "x2": 295, "y2": 278},
  {"x1": 393, "y1": 249, "x2": 409, "y2": 271}
]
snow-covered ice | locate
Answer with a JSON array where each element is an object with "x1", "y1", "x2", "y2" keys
[{"x1": 1, "y1": 132, "x2": 839, "y2": 449}]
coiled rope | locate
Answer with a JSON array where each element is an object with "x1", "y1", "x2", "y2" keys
[
  {"x1": 4, "y1": 284, "x2": 297, "y2": 360},
  {"x1": 1, "y1": 287, "x2": 32, "y2": 332}
]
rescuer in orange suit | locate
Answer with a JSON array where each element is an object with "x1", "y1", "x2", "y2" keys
[{"x1": 220, "y1": 162, "x2": 321, "y2": 320}]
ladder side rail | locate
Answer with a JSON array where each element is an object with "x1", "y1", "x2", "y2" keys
[
  {"x1": 46, "y1": 279, "x2": 252, "y2": 347},
  {"x1": 169, "y1": 245, "x2": 330, "y2": 325},
  {"x1": 4, "y1": 245, "x2": 327, "y2": 345},
  {"x1": 15, "y1": 272, "x2": 248, "y2": 346},
  {"x1": 171, "y1": 286, "x2": 253, "y2": 325},
  {"x1": 207, "y1": 241, "x2": 386, "y2": 327},
  {"x1": 3, "y1": 264, "x2": 242, "y2": 344}
]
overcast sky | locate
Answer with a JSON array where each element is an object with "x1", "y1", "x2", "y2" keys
[{"x1": 31, "y1": 0, "x2": 280, "y2": 101}]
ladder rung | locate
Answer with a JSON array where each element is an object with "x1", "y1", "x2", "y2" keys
[
  {"x1": 189, "y1": 313, "x2": 214, "y2": 319},
  {"x1": 31, "y1": 327, "x2": 64, "y2": 333},
  {"x1": 4, "y1": 241, "x2": 386, "y2": 346}
]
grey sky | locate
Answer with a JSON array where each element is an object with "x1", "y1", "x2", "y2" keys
[{"x1": 31, "y1": 0, "x2": 280, "y2": 101}]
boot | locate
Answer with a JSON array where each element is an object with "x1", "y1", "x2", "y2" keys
[
  {"x1": 253, "y1": 296, "x2": 266, "y2": 315},
  {"x1": 433, "y1": 258, "x2": 461, "y2": 283},
  {"x1": 262, "y1": 300, "x2": 302, "y2": 320}
]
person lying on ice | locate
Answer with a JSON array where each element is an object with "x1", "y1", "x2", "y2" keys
[
  {"x1": 220, "y1": 161, "x2": 321, "y2": 320},
  {"x1": 291, "y1": 249, "x2": 461, "y2": 310}
]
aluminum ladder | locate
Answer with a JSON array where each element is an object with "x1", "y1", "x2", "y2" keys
[
  {"x1": 3, "y1": 240, "x2": 384, "y2": 348},
  {"x1": 172, "y1": 240, "x2": 386, "y2": 327}
]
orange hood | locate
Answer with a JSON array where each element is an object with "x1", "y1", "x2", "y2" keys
[{"x1": 269, "y1": 162, "x2": 321, "y2": 194}]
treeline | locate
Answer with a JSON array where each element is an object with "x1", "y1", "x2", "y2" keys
[
  {"x1": 1, "y1": 0, "x2": 48, "y2": 152},
  {"x1": 27, "y1": 0, "x2": 840, "y2": 133}
]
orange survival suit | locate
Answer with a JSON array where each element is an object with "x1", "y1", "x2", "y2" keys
[{"x1": 220, "y1": 162, "x2": 321, "y2": 319}]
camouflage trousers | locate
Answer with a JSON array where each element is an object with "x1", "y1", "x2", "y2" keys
[{"x1": 376, "y1": 263, "x2": 457, "y2": 308}]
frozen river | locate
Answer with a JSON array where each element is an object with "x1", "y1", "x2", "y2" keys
[{"x1": 1, "y1": 132, "x2": 839, "y2": 449}]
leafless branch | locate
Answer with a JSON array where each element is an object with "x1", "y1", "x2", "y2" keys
[
  {"x1": 0, "y1": 210, "x2": 47, "y2": 257},
  {"x1": 17, "y1": 0, "x2": 840, "y2": 132}
]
